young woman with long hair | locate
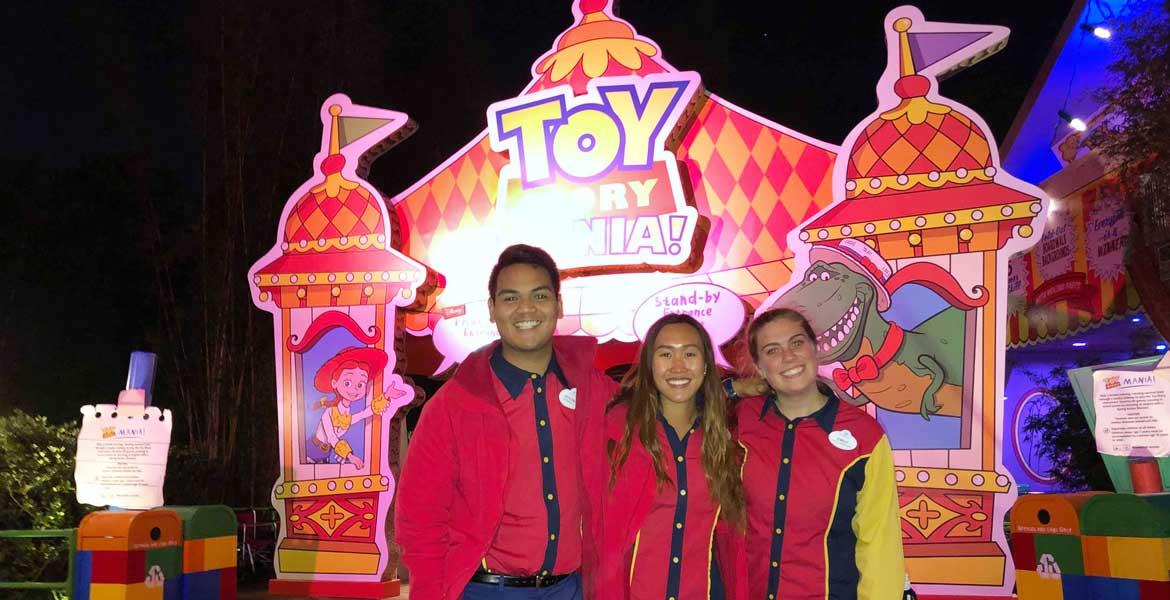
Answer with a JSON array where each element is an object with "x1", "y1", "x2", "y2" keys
[
  {"x1": 730, "y1": 307, "x2": 903, "y2": 599},
  {"x1": 598, "y1": 313, "x2": 747, "y2": 600}
]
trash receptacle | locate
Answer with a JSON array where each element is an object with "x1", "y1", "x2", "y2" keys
[
  {"x1": 74, "y1": 509, "x2": 183, "y2": 600},
  {"x1": 1009, "y1": 492, "x2": 1102, "y2": 600},
  {"x1": 166, "y1": 505, "x2": 238, "y2": 600},
  {"x1": 1080, "y1": 493, "x2": 1170, "y2": 584}
]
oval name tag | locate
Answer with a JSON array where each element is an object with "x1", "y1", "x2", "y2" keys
[
  {"x1": 829, "y1": 429, "x2": 858, "y2": 451},
  {"x1": 559, "y1": 388, "x2": 577, "y2": 410}
]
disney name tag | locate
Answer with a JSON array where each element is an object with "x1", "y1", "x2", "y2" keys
[
  {"x1": 829, "y1": 429, "x2": 858, "y2": 451},
  {"x1": 559, "y1": 388, "x2": 577, "y2": 410}
]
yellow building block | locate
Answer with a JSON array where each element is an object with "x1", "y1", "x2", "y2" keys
[
  {"x1": 1015, "y1": 570, "x2": 1064, "y2": 600},
  {"x1": 202, "y1": 535, "x2": 237, "y2": 571},
  {"x1": 1105, "y1": 536, "x2": 1170, "y2": 582},
  {"x1": 89, "y1": 583, "x2": 131, "y2": 600},
  {"x1": 89, "y1": 582, "x2": 163, "y2": 600},
  {"x1": 125, "y1": 582, "x2": 163, "y2": 600},
  {"x1": 182, "y1": 538, "x2": 206, "y2": 573}
]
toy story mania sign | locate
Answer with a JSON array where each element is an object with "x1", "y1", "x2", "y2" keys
[
  {"x1": 488, "y1": 73, "x2": 702, "y2": 272},
  {"x1": 252, "y1": 1, "x2": 1046, "y2": 596}
]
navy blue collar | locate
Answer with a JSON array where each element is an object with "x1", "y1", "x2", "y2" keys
[
  {"x1": 758, "y1": 382, "x2": 839, "y2": 433},
  {"x1": 656, "y1": 412, "x2": 699, "y2": 456},
  {"x1": 489, "y1": 345, "x2": 569, "y2": 399}
]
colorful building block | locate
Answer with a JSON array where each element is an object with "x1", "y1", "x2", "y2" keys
[
  {"x1": 74, "y1": 550, "x2": 94, "y2": 600},
  {"x1": 164, "y1": 504, "x2": 237, "y2": 600},
  {"x1": 202, "y1": 535, "x2": 236, "y2": 571},
  {"x1": 75, "y1": 510, "x2": 185, "y2": 600},
  {"x1": 1011, "y1": 531, "x2": 1038, "y2": 571},
  {"x1": 180, "y1": 569, "x2": 221, "y2": 600},
  {"x1": 1139, "y1": 579, "x2": 1170, "y2": 598},
  {"x1": 1016, "y1": 569, "x2": 1064, "y2": 600},
  {"x1": 1058, "y1": 574, "x2": 1092, "y2": 600},
  {"x1": 1081, "y1": 494, "x2": 1170, "y2": 538},
  {"x1": 182, "y1": 538, "x2": 205, "y2": 573},
  {"x1": 217, "y1": 567, "x2": 237, "y2": 600},
  {"x1": 1105, "y1": 536, "x2": 1170, "y2": 581},
  {"x1": 88, "y1": 582, "x2": 163, "y2": 600},
  {"x1": 146, "y1": 546, "x2": 184, "y2": 581},
  {"x1": 1087, "y1": 576, "x2": 1141, "y2": 600},
  {"x1": 1035, "y1": 534, "x2": 1085, "y2": 576},
  {"x1": 1080, "y1": 535, "x2": 1111, "y2": 577}
]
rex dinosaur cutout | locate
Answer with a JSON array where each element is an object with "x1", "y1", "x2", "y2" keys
[{"x1": 772, "y1": 245, "x2": 987, "y2": 419}]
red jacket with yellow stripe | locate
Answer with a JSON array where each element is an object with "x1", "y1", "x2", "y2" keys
[
  {"x1": 734, "y1": 391, "x2": 904, "y2": 600},
  {"x1": 597, "y1": 404, "x2": 749, "y2": 600},
  {"x1": 394, "y1": 336, "x2": 618, "y2": 600}
]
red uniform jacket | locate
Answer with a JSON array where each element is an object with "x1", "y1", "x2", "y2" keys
[
  {"x1": 597, "y1": 405, "x2": 748, "y2": 600},
  {"x1": 394, "y1": 336, "x2": 618, "y2": 600}
]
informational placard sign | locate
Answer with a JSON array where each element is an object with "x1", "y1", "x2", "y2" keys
[
  {"x1": 74, "y1": 402, "x2": 173, "y2": 509},
  {"x1": 633, "y1": 282, "x2": 744, "y2": 366},
  {"x1": 1092, "y1": 368, "x2": 1170, "y2": 457}
]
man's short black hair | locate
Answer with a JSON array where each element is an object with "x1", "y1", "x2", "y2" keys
[{"x1": 488, "y1": 244, "x2": 561, "y2": 299}]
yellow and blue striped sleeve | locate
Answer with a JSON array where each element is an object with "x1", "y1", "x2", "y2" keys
[{"x1": 852, "y1": 435, "x2": 905, "y2": 600}]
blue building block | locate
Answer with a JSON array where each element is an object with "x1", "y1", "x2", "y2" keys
[
  {"x1": 164, "y1": 575, "x2": 182, "y2": 600},
  {"x1": 1059, "y1": 574, "x2": 1092, "y2": 600},
  {"x1": 73, "y1": 550, "x2": 92, "y2": 600},
  {"x1": 180, "y1": 568, "x2": 221, "y2": 600},
  {"x1": 1089, "y1": 575, "x2": 1141, "y2": 600}
]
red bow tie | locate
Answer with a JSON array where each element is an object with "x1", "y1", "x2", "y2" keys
[
  {"x1": 830, "y1": 323, "x2": 904, "y2": 391},
  {"x1": 833, "y1": 355, "x2": 879, "y2": 390}
]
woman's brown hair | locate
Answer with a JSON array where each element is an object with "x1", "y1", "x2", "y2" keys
[
  {"x1": 747, "y1": 307, "x2": 817, "y2": 363},
  {"x1": 608, "y1": 313, "x2": 745, "y2": 527}
]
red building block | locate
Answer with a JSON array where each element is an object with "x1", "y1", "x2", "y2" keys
[
  {"x1": 1011, "y1": 531, "x2": 1038, "y2": 571},
  {"x1": 1139, "y1": 579, "x2": 1170, "y2": 599},
  {"x1": 89, "y1": 550, "x2": 146, "y2": 584}
]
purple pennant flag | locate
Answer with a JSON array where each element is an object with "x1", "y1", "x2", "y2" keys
[{"x1": 908, "y1": 31, "x2": 993, "y2": 73}]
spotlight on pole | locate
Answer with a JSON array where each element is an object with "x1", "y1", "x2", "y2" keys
[
  {"x1": 1059, "y1": 110, "x2": 1087, "y2": 132},
  {"x1": 1081, "y1": 23, "x2": 1112, "y2": 39}
]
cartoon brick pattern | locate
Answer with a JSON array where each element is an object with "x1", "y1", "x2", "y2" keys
[{"x1": 1011, "y1": 493, "x2": 1170, "y2": 600}]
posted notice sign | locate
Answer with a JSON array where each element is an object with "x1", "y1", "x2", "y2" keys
[
  {"x1": 74, "y1": 404, "x2": 173, "y2": 509},
  {"x1": 1092, "y1": 369, "x2": 1170, "y2": 457}
]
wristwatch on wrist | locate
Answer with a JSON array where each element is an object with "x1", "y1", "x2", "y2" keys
[{"x1": 722, "y1": 377, "x2": 740, "y2": 401}]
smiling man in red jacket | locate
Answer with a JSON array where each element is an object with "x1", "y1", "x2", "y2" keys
[{"x1": 395, "y1": 244, "x2": 619, "y2": 600}]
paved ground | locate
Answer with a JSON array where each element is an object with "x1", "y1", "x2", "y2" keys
[{"x1": 238, "y1": 583, "x2": 411, "y2": 599}]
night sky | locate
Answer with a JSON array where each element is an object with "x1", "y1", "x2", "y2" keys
[{"x1": 1, "y1": 1, "x2": 1072, "y2": 421}]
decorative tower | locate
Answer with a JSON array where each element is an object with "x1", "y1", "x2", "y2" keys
[
  {"x1": 764, "y1": 7, "x2": 1047, "y2": 596},
  {"x1": 250, "y1": 95, "x2": 425, "y2": 599}
]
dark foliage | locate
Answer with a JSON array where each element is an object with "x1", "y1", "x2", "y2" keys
[
  {"x1": 0, "y1": 411, "x2": 96, "y2": 598},
  {"x1": 1020, "y1": 365, "x2": 1114, "y2": 491}
]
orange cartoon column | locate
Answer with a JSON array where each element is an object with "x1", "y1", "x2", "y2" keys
[
  {"x1": 250, "y1": 96, "x2": 426, "y2": 599},
  {"x1": 770, "y1": 7, "x2": 1047, "y2": 596}
]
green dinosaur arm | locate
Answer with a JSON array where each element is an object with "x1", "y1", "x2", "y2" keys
[{"x1": 917, "y1": 354, "x2": 945, "y2": 420}]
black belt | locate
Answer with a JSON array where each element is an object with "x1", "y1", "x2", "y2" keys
[{"x1": 470, "y1": 569, "x2": 571, "y2": 588}]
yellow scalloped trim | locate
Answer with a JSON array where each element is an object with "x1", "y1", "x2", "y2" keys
[
  {"x1": 255, "y1": 269, "x2": 420, "y2": 288},
  {"x1": 800, "y1": 199, "x2": 1042, "y2": 242},
  {"x1": 285, "y1": 236, "x2": 387, "y2": 253},
  {"x1": 847, "y1": 168, "x2": 994, "y2": 198}
]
